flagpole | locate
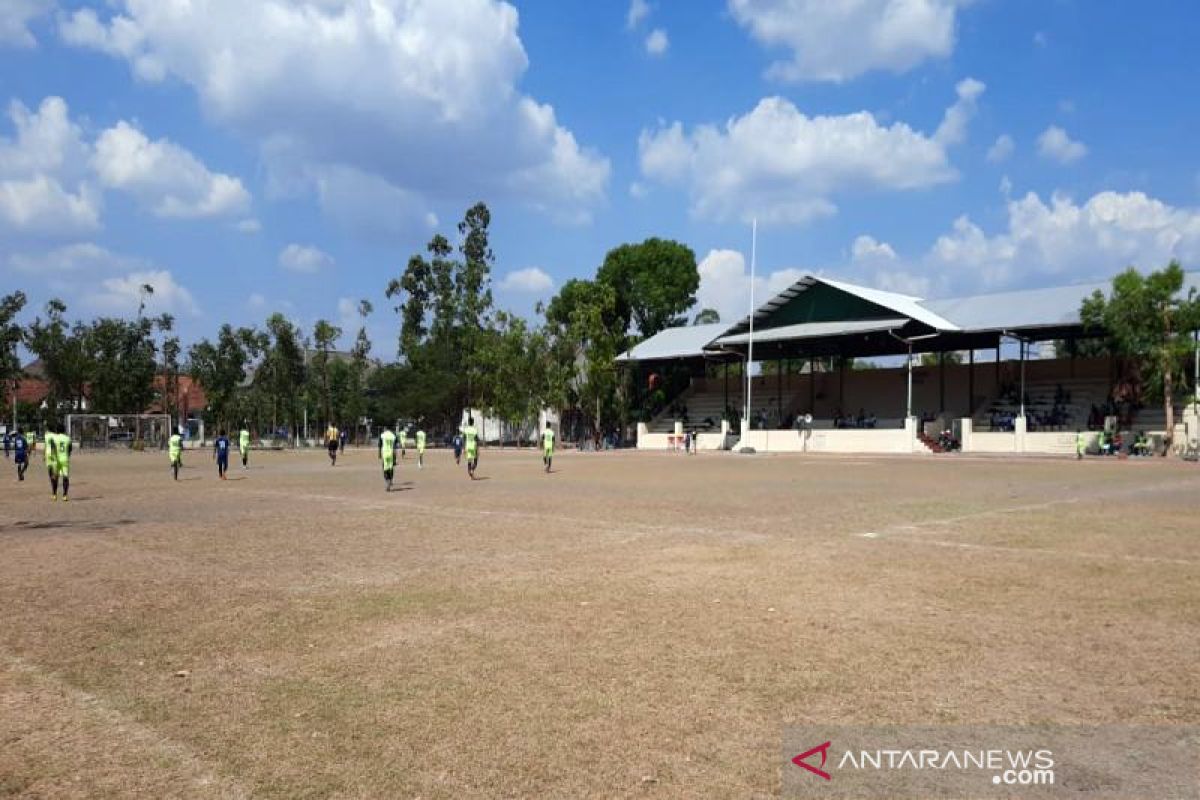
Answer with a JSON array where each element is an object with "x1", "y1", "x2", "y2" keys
[{"x1": 744, "y1": 219, "x2": 757, "y2": 430}]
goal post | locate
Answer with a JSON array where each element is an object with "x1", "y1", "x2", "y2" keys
[{"x1": 66, "y1": 414, "x2": 174, "y2": 450}]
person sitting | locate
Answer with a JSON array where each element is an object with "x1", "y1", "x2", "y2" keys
[{"x1": 1132, "y1": 431, "x2": 1151, "y2": 456}]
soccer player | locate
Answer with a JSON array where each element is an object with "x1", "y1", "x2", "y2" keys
[
  {"x1": 339, "y1": 428, "x2": 347, "y2": 455},
  {"x1": 169, "y1": 430, "x2": 183, "y2": 480},
  {"x1": 542, "y1": 421, "x2": 555, "y2": 473},
  {"x1": 51, "y1": 424, "x2": 72, "y2": 501},
  {"x1": 325, "y1": 423, "x2": 339, "y2": 466},
  {"x1": 399, "y1": 427, "x2": 407, "y2": 461},
  {"x1": 1075, "y1": 429, "x2": 1086, "y2": 460},
  {"x1": 415, "y1": 428, "x2": 426, "y2": 469},
  {"x1": 239, "y1": 425, "x2": 251, "y2": 470},
  {"x1": 44, "y1": 427, "x2": 57, "y2": 499},
  {"x1": 13, "y1": 429, "x2": 28, "y2": 482},
  {"x1": 214, "y1": 429, "x2": 231, "y2": 479},
  {"x1": 462, "y1": 416, "x2": 479, "y2": 479},
  {"x1": 3, "y1": 430, "x2": 9, "y2": 459},
  {"x1": 378, "y1": 425, "x2": 398, "y2": 492},
  {"x1": 452, "y1": 432, "x2": 463, "y2": 466}
]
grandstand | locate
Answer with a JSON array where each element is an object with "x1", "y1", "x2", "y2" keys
[{"x1": 618, "y1": 272, "x2": 1200, "y2": 454}]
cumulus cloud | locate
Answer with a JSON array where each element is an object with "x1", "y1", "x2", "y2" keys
[
  {"x1": 729, "y1": 0, "x2": 970, "y2": 83},
  {"x1": 6, "y1": 241, "x2": 141, "y2": 274},
  {"x1": 0, "y1": 95, "x2": 252, "y2": 234},
  {"x1": 0, "y1": 0, "x2": 54, "y2": 48},
  {"x1": 638, "y1": 82, "x2": 975, "y2": 224},
  {"x1": 60, "y1": 0, "x2": 610, "y2": 226},
  {"x1": 87, "y1": 269, "x2": 201, "y2": 317},
  {"x1": 279, "y1": 244, "x2": 334, "y2": 274},
  {"x1": 0, "y1": 96, "x2": 100, "y2": 235},
  {"x1": 986, "y1": 134, "x2": 1015, "y2": 163},
  {"x1": 1036, "y1": 125, "x2": 1087, "y2": 164},
  {"x1": 695, "y1": 249, "x2": 806, "y2": 323},
  {"x1": 627, "y1": 0, "x2": 651, "y2": 29},
  {"x1": 933, "y1": 77, "x2": 985, "y2": 146},
  {"x1": 92, "y1": 121, "x2": 250, "y2": 218},
  {"x1": 498, "y1": 267, "x2": 554, "y2": 293},
  {"x1": 645, "y1": 28, "x2": 669, "y2": 56}
]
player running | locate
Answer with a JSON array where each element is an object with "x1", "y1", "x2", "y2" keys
[
  {"x1": 239, "y1": 426, "x2": 251, "y2": 470},
  {"x1": 169, "y1": 430, "x2": 183, "y2": 480},
  {"x1": 378, "y1": 425, "x2": 398, "y2": 492},
  {"x1": 462, "y1": 417, "x2": 479, "y2": 479},
  {"x1": 325, "y1": 423, "x2": 339, "y2": 466},
  {"x1": 13, "y1": 429, "x2": 28, "y2": 482},
  {"x1": 415, "y1": 428, "x2": 426, "y2": 469},
  {"x1": 214, "y1": 429, "x2": 231, "y2": 479},
  {"x1": 452, "y1": 431, "x2": 463, "y2": 465},
  {"x1": 399, "y1": 427, "x2": 407, "y2": 461},
  {"x1": 49, "y1": 424, "x2": 72, "y2": 501},
  {"x1": 541, "y1": 421, "x2": 555, "y2": 473}
]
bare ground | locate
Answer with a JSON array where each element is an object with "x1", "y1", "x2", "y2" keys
[{"x1": 1, "y1": 446, "x2": 1197, "y2": 798}]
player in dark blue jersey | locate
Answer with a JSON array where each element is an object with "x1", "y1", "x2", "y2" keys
[
  {"x1": 214, "y1": 429, "x2": 231, "y2": 479},
  {"x1": 13, "y1": 430, "x2": 28, "y2": 481}
]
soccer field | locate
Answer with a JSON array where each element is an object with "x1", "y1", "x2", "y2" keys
[{"x1": 1, "y1": 448, "x2": 1197, "y2": 798}]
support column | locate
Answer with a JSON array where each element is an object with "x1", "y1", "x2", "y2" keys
[
  {"x1": 776, "y1": 358, "x2": 783, "y2": 425},
  {"x1": 939, "y1": 351, "x2": 946, "y2": 413},
  {"x1": 968, "y1": 348, "x2": 975, "y2": 419},
  {"x1": 723, "y1": 361, "x2": 729, "y2": 418},
  {"x1": 808, "y1": 358, "x2": 816, "y2": 412},
  {"x1": 1019, "y1": 340, "x2": 1027, "y2": 419},
  {"x1": 839, "y1": 355, "x2": 846, "y2": 413}
]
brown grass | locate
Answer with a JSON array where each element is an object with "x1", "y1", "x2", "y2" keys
[{"x1": 1, "y1": 447, "x2": 1197, "y2": 798}]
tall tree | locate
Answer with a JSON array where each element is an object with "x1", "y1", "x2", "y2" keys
[
  {"x1": 85, "y1": 316, "x2": 164, "y2": 413},
  {"x1": 310, "y1": 319, "x2": 342, "y2": 424},
  {"x1": 457, "y1": 202, "x2": 495, "y2": 406},
  {"x1": 258, "y1": 313, "x2": 306, "y2": 434},
  {"x1": 188, "y1": 325, "x2": 260, "y2": 429},
  {"x1": 596, "y1": 238, "x2": 699, "y2": 340},
  {"x1": 0, "y1": 291, "x2": 27, "y2": 419},
  {"x1": 693, "y1": 308, "x2": 720, "y2": 326},
  {"x1": 1081, "y1": 262, "x2": 1200, "y2": 452},
  {"x1": 25, "y1": 299, "x2": 91, "y2": 421}
]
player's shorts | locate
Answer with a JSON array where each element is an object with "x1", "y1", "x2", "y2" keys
[
  {"x1": 239, "y1": 446, "x2": 248, "y2": 455},
  {"x1": 15, "y1": 454, "x2": 27, "y2": 464},
  {"x1": 327, "y1": 440, "x2": 338, "y2": 451},
  {"x1": 56, "y1": 461, "x2": 69, "y2": 478},
  {"x1": 382, "y1": 455, "x2": 395, "y2": 471},
  {"x1": 46, "y1": 460, "x2": 59, "y2": 476},
  {"x1": 465, "y1": 446, "x2": 477, "y2": 460}
]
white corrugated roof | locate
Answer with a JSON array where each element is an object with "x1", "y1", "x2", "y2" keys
[
  {"x1": 614, "y1": 323, "x2": 726, "y2": 362},
  {"x1": 713, "y1": 318, "x2": 909, "y2": 346}
]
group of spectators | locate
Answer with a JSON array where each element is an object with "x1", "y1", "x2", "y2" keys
[
  {"x1": 833, "y1": 409, "x2": 878, "y2": 429},
  {"x1": 1092, "y1": 429, "x2": 1152, "y2": 457}
]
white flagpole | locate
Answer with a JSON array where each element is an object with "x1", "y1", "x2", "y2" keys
[{"x1": 744, "y1": 219, "x2": 757, "y2": 428}]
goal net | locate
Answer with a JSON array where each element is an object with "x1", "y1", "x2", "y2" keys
[{"x1": 66, "y1": 414, "x2": 174, "y2": 450}]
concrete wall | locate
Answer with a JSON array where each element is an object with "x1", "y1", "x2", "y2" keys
[{"x1": 737, "y1": 423, "x2": 919, "y2": 454}]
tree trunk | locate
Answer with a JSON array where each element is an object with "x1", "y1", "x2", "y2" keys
[{"x1": 1163, "y1": 364, "x2": 1174, "y2": 454}]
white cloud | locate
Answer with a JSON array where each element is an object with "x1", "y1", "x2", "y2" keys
[
  {"x1": 638, "y1": 85, "x2": 967, "y2": 224},
  {"x1": 61, "y1": 0, "x2": 610, "y2": 226},
  {"x1": 695, "y1": 249, "x2": 806, "y2": 323},
  {"x1": 279, "y1": 244, "x2": 334, "y2": 274},
  {"x1": 0, "y1": 0, "x2": 54, "y2": 48},
  {"x1": 729, "y1": 0, "x2": 970, "y2": 83},
  {"x1": 1036, "y1": 125, "x2": 1087, "y2": 164},
  {"x1": 851, "y1": 235, "x2": 898, "y2": 264},
  {"x1": 247, "y1": 292, "x2": 266, "y2": 310},
  {"x1": 6, "y1": 242, "x2": 140, "y2": 274},
  {"x1": 235, "y1": 218, "x2": 261, "y2": 234},
  {"x1": 928, "y1": 190, "x2": 1200, "y2": 289},
  {"x1": 498, "y1": 267, "x2": 554, "y2": 293},
  {"x1": 986, "y1": 134, "x2": 1015, "y2": 163},
  {"x1": 645, "y1": 28, "x2": 669, "y2": 56},
  {"x1": 87, "y1": 269, "x2": 200, "y2": 317},
  {"x1": 933, "y1": 77, "x2": 985, "y2": 146},
  {"x1": 91, "y1": 121, "x2": 250, "y2": 218},
  {"x1": 0, "y1": 96, "x2": 100, "y2": 235},
  {"x1": 627, "y1": 0, "x2": 651, "y2": 29}
]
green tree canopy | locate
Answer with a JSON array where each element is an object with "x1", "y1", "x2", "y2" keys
[
  {"x1": 1080, "y1": 261, "x2": 1200, "y2": 451},
  {"x1": 596, "y1": 238, "x2": 699, "y2": 340}
]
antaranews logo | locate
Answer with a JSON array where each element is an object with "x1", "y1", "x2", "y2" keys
[{"x1": 791, "y1": 741, "x2": 832, "y2": 781}]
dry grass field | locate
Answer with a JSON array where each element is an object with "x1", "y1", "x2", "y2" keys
[{"x1": 1, "y1": 446, "x2": 1197, "y2": 798}]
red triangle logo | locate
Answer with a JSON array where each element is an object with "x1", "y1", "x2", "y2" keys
[{"x1": 792, "y1": 741, "x2": 832, "y2": 781}]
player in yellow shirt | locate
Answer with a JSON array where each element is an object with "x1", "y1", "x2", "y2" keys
[
  {"x1": 43, "y1": 428, "x2": 55, "y2": 498},
  {"x1": 325, "y1": 424, "x2": 339, "y2": 466},
  {"x1": 461, "y1": 417, "x2": 479, "y2": 479},
  {"x1": 541, "y1": 421, "x2": 555, "y2": 473},
  {"x1": 169, "y1": 431, "x2": 183, "y2": 481},
  {"x1": 415, "y1": 428, "x2": 426, "y2": 469},
  {"x1": 239, "y1": 426, "x2": 251, "y2": 470},
  {"x1": 378, "y1": 425, "x2": 398, "y2": 492},
  {"x1": 50, "y1": 424, "x2": 72, "y2": 501}
]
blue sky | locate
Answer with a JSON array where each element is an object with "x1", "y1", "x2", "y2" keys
[{"x1": 1, "y1": 0, "x2": 1198, "y2": 354}]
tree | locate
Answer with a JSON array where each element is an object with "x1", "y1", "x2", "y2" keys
[
  {"x1": 25, "y1": 299, "x2": 91, "y2": 422},
  {"x1": 596, "y1": 238, "x2": 699, "y2": 340},
  {"x1": 0, "y1": 292, "x2": 27, "y2": 416},
  {"x1": 1081, "y1": 262, "x2": 1200, "y2": 452},
  {"x1": 920, "y1": 351, "x2": 964, "y2": 368},
  {"x1": 188, "y1": 325, "x2": 261, "y2": 429},
  {"x1": 693, "y1": 308, "x2": 721, "y2": 326},
  {"x1": 258, "y1": 313, "x2": 306, "y2": 435},
  {"x1": 310, "y1": 319, "x2": 342, "y2": 425},
  {"x1": 86, "y1": 316, "x2": 163, "y2": 413}
]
